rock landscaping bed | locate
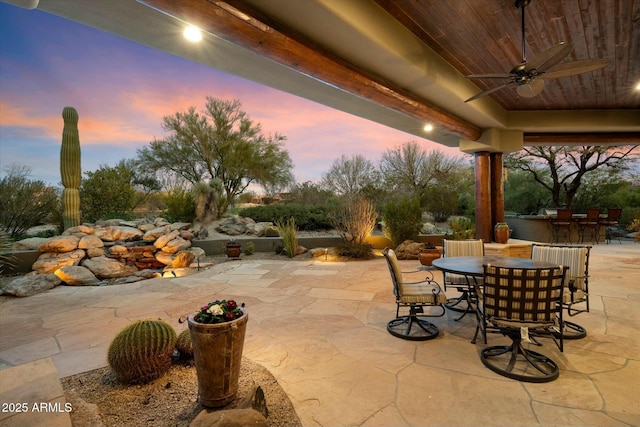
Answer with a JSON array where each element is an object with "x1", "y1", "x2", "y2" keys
[{"x1": 62, "y1": 357, "x2": 301, "y2": 427}]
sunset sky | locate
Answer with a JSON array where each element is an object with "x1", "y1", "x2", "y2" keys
[{"x1": 0, "y1": 2, "x2": 462, "y2": 190}]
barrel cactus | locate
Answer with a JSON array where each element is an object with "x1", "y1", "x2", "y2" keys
[
  {"x1": 107, "y1": 319, "x2": 177, "y2": 384},
  {"x1": 60, "y1": 106, "x2": 81, "y2": 230},
  {"x1": 175, "y1": 328, "x2": 193, "y2": 359}
]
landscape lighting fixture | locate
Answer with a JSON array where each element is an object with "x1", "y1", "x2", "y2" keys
[{"x1": 183, "y1": 25, "x2": 203, "y2": 42}]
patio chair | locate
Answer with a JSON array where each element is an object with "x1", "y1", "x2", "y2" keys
[
  {"x1": 478, "y1": 264, "x2": 566, "y2": 383},
  {"x1": 550, "y1": 208, "x2": 573, "y2": 244},
  {"x1": 383, "y1": 248, "x2": 446, "y2": 341},
  {"x1": 599, "y1": 208, "x2": 622, "y2": 244},
  {"x1": 531, "y1": 244, "x2": 591, "y2": 339},
  {"x1": 577, "y1": 208, "x2": 601, "y2": 244},
  {"x1": 442, "y1": 239, "x2": 484, "y2": 320}
]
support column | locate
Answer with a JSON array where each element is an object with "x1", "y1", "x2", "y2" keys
[
  {"x1": 490, "y1": 152, "x2": 505, "y2": 227},
  {"x1": 474, "y1": 152, "x2": 492, "y2": 242}
]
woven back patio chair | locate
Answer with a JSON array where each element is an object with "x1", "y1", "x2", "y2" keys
[{"x1": 479, "y1": 264, "x2": 566, "y2": 383}]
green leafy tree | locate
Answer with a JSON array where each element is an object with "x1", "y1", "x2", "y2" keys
[
  {"x1": 504, "y1": 168, "x2": 550, "y2": 214},
  {"x1": 505, "y1": 145, "x2": 639, "y2": 208},
  {"x1": 381, "y1": 196, "x2": 422, "y2": 247},
  {"x1": 0, "y1": 165, "x2": 59, "y2": 237},
  {"x1": 81, "y1": 162, "x2": 136, "y2": 222},
  {"x1": 137, "y1": 97, "x2": 294, "y2": 216},
  {"x1": 162, "y1": 186, "x2": 196, "y2": 222},
  {"x1": 119, "y1": 158, "x2": 162, "y2": 209},
  {"x1": 321, "y1": 154, "x2": 380, "y2": 196}
]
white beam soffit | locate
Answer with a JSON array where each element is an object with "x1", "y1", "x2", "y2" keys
[{"x1": 6, "y1": 0, "x2": 639, "y2": 147}]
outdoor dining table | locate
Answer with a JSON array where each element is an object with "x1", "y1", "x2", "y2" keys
[
  {"x1": 431, "y1": 256, "x2": 563, "y2": 343},
  {"x1": 431, "y1": 255, "x2": 560, "y2": 279}
]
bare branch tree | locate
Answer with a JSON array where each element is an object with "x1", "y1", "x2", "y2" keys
[{"x1": 506, "y1": 145, "x2": 640, "y2": 208}]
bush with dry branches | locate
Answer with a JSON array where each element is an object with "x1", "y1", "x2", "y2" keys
[{"x1": 331, "y1": 196, "x2": 377, "y2": 258}]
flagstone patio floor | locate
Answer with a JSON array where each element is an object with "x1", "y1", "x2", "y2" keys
[{"x1": 1, "y1": 240, "x2": 639, "y2": 426}]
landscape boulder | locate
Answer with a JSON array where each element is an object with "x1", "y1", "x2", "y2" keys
[
  {"x1": 11, "y1": 237, "x2": 48, "y2": 251},
  {"x1": 38, "y1": 235, "x2": 80, "y2": 253},
  {"x1": 161, "y1": 236, "x2": 191, "y2": 254},
  {"x1": 32, "y1": 249, "x2": 86, "y2": 274},
  {"x1": 54, "y1": 265, "x2": 100, "y2": 286},
  {"x1": 93, "y1": 226, "x2": 122, "y2": 242},
  {"x1": 189, "y1": 409, "x2": 268, "y2": 427},
  {"x1": 143, "y1": 225, "x2": 172, "y2": 241},
  {"x1": 154, "y1": 230, "x2": 180, "y2": 249},
  {"x1": 215, "y1": 216, "x2": 256, "y2": 236},
  {"x1": 113, "y1": 226, "x2": 144, "y2": 241},
  {"x1": 0, "y1": 273, "x2": 62, "y2": 297},
  {"x1": 82, "y1": 256, "x2": 138, "y2": 279},
  {"x1": 78, "y1": 235, "x2": 104, "y2": 249},
  {"x1": 62, "y1": 225, "x2": 95, "y2": 236},
  {"x1": 172, "y1": 250, "x2": 196, "y2": 268},
  {"x1": 395, "y1": 240, "x2": 424, "y2": 260}
]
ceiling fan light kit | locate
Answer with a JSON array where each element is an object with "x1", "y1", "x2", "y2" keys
[{"x1": 464, "y1": 0, "x2": 609, "y2": 102}]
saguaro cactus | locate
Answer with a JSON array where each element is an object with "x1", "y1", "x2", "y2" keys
[{"x1": 60, "y1": 106, "x2": 81, "y2": 230}]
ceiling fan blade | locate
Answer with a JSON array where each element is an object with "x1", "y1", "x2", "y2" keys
[
  {"x1": 516, "y1": 79, "x2": 545, "y2": 98},
  {"x1": 466, "y1": 73, "x2": 513, "y2": 79},
  {"x1": 525, "y1": 42, "x2": 573, "y2": 72},
  {"x1": 540, "y1": 59, "x2": 610, "y2": 79},
  {"x1": 465, "y1": 81, "x2": 512, "y2": 102}
]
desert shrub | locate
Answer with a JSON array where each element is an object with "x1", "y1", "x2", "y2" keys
[
  {"x1": 331, "y1": 196, "x2": 377, "y2": 244},
  {"x1": 162, "y1": 187, "x2": 196, "y2": 222},
  {"x1": 382, "y1": 197, "x2": 423, "y2": 247},
  {"x1": 447, "y1": 217, "x2": 475, "y2": 240},
  {"x1": 81, "y1": 164, "x2": 137, "y2": 222},
  {"x1": 107, "y1": 319, "x2": 177, "y2": 384},
  {"x1": 276, "y1": 217, "x2": 298, "y2": 258},
  {"x1": 240, "y1": 204, "x2": 332, "y2": 230},
  {"x1": 330, "y1": 196, "x2": 377, "y2": 259},
  {"x1": 0, "y1": 166, "x2": 60, "y2": 238},
  {"x1": 335, "y1": 242, "x2": 374, "y2": 259},
  {"x1": 0, "y1": 231, "x2": 18, "y2": 276},
  {"x1": 619, "y1": 207, "x2": 640, "y2": 229},
  {"x1": 244, "y1": 241, "x2": 255, "y2": 255}
]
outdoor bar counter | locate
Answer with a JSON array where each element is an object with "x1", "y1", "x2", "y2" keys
[{"x1": 504, "y1": 214, "x2": 603, "y2": 244}]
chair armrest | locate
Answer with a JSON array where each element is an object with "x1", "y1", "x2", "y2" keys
[{"x1": 403, "y1": 268, "x2": 436, "y2": 282}]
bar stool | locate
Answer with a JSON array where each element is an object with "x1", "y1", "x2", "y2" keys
[
  {"x1": 577, "y1": 208, "x2": 600, "y2": 244},
  {"x1": 550, "y1": 208, "x2": 573, "y2": 243},
  {"x1": 599, "y1": 208, "x2": 622, "y2": 244}
]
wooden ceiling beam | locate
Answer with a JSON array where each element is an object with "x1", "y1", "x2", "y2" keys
[
  {"x1": 524, "y1": 132, "x2": 640, "y2": 145},
  {"x1": 140, "y1": 0, "x2": 482, "y2": 141}
]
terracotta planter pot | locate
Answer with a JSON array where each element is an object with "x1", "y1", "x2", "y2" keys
[
  {"x1": 226, "y1": 243, "x2": 242, "y2": 259},
  {"x1": 419, "y1": 248, "x2": 441, "y2": 266},
  {"x1": 494, "y1": 223, "x2": 510, "y2": 244},
  {"x1": 188, "y1": 311, "x2": 248, "y2": 407}
]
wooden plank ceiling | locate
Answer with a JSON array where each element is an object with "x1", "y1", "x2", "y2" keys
[{"x1": 373, "y1": 0, "x2": 640, "y2": 111}]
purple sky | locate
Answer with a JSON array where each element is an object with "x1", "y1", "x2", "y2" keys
[{"x1": 0, "y1": 3, "x2": 463, "y2": 190}]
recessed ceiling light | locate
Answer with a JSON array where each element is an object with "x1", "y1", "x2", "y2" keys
[
  {"x1": 183, "y1": 25, "x2": 203, "y2": 42},
  {"x1": 423, "y1": 124, "x2": 433, "y2": 132},
  {"x1": 636, "y1": 82, "x2": 640, "y2": 91}
]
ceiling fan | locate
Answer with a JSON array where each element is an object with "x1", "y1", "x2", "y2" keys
[{"x1": 464, "y1": 0, "x2": 609, "y2": 102}]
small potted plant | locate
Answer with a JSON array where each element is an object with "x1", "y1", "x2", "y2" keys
[
  {"x1": 494, "y1": 222, "x2": 510, "y2": 244},
  {"x1": 225, "y1": 239, "x2": 242, "y2": 259},
  {"x1": 187, "y1": 299, "x2": 247, "y2": 407},
  {"x1": 419, "y1": 241, "x2": 442, "y2": 266}
]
